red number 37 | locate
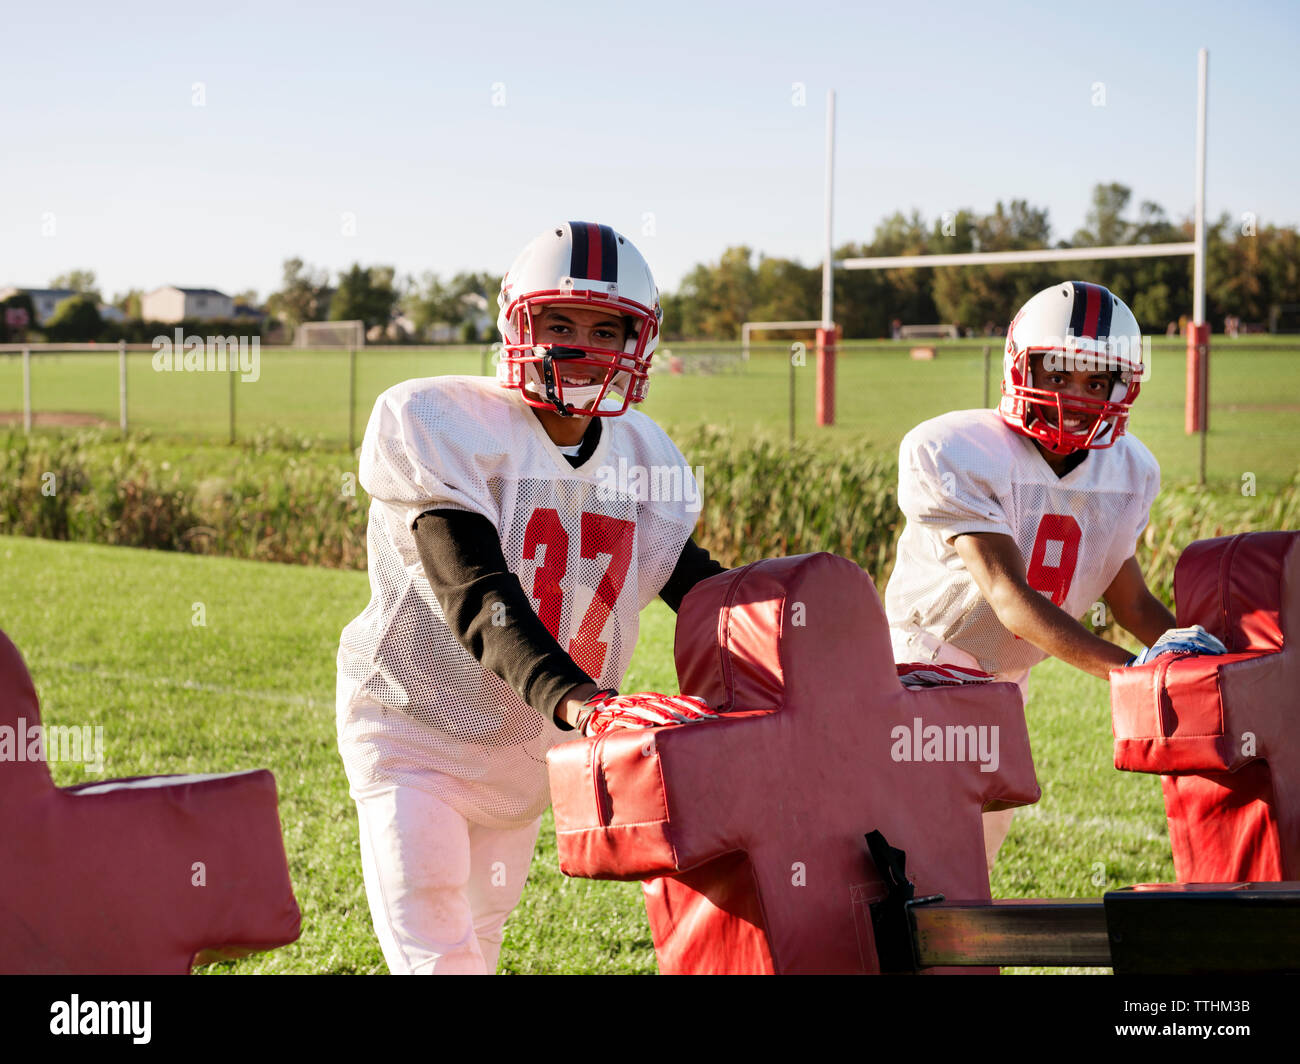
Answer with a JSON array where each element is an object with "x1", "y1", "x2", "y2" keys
[{"x1": 522, "y1": 507, "x2": 635, "y2": 678}]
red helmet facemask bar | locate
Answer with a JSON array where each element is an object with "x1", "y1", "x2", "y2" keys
[{"x1": 501, "y1": 290, "x2": 659, "y2": 418}]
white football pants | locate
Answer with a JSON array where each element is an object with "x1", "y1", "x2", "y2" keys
[
  {"x1": 890, "y1": 626, "x2": 1029, "y2": 875},
  {"x1": 350, "y1": 781, "x2": 541, "y2": 974}
]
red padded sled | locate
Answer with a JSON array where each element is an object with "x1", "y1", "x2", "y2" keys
[
  {"x1": 0, "y1": 629, "x2": 302, "y2": 973},
  {"x1": 1111, "y1": 531, "x2": 1300, "y2": 881},
  {"x1": 548, "y1": 553, "x2": 1040, "y2": 974}
]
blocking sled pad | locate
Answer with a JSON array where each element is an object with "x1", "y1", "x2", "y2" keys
[
  {"x1": 1111, "y1": 531, "x2": 1300, "y2": 881},
  {"x1": 548, "y1": 552, "x2": 1040, "y2": 974},
  {"x1": 0, "y1": 628, "x2": 301, "y2": 974}
]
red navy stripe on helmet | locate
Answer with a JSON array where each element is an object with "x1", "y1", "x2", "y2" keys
[
  {"x1": 567, "y1": 222, "x2": 619, "y2": 283},
  {"x1": 1068, "y1": 281, "x2": 1114, "y2": 341}
]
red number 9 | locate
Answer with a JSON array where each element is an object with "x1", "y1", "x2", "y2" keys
[{"x1": 1026, "y1": 514, "x2": 1081, "y2": 607}]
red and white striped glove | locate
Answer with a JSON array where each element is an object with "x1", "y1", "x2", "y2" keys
[
  {"x1": 896, "y1": 662, "x2": 995, "y2": 689},
  {"x1": 577, "y1": 691, "x2": 722, "y2": 738}
]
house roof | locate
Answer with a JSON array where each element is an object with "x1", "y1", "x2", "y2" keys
[
  {"x1": 2, "y1": 287, "x2": 78, "y2": 300},
  {"x1": 147, "y1": 286, "x2": 230, "y2": 298}
]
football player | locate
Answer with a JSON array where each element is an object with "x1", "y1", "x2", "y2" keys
[
  {"x1": 335, "y1": 222, "x2": 727, "y2": 974},
  {"x1": 884, "y1": 281, "x2": 1225, "y2": 870}
]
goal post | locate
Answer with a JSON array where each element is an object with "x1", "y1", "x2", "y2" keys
[
  {"x1": 296, "y1": 320, "x2": 364, "y2": 348},
  {"x1": 293, "y1": 320, "x2": 364, "y2": 451},
  {"x1": 740, "y1": 320, "x2": 824, "y2": 361},
  {"x1": 739, "y1": 320, "x2": 838, "y2": 443},
  {"x1": 821, "y1": 51, "x2": 1210, "y2": 479}
]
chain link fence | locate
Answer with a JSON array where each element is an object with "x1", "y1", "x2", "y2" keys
[{"x1": 3, "y1": 338, "x2": 1297, "y2": 488}]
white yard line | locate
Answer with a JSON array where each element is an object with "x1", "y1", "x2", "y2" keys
[
  {"x1": 1015, "y1": 804, "x2": 1170, "y2": 844},
  {"x1": 28, "y1": 659, "x2": 326, "y2": 709}
]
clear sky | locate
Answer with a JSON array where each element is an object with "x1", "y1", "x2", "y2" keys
[{"x1": 2, "y1": 0, "x2": 1296, "y2": 302}]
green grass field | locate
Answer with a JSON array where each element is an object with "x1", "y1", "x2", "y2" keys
[
  {"x1": 4, "y1": 337, "x2": 1297, "y2": 490},
  {"x1": 0, "y1": 534, "x2": 1174, "y2": 974},
  {"x1": 1, "y1": 334, "x2": 1291, "y2": 974}
]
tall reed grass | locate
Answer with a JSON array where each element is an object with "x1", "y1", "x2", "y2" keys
[{"x1": 4, "y1": 429, "x2": 1295, "y2": 620}]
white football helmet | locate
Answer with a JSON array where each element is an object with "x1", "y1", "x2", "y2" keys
[
  {"x1": 496, "y1": 222, "x2": 662, "y2": 417},
  {"x1": 998, "y1": 281, "x2": 1143, "y2": 455}
]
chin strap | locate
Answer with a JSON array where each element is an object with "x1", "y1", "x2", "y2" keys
[{"x1": 539, "y1": 346, "x2": 587, "y2": 417}]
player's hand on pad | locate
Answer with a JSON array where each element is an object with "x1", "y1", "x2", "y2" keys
[
  {"x1": 578, "y1": 691, "x2": 722, "y2": 738},
  {"x1": 1128, "y1": 624, "x2": 1229, "y2": 666},
  {"x1": 896, "y1": 662, "x2": 995, "y2": 689}
]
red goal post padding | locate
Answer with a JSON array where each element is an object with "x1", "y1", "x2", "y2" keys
[{"x1": 816, "y1": 324, "x2": 839, "y2": 427}]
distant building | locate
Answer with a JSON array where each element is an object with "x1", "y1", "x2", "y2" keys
[
  {"x1": 232, "y1": 303, "x2": 268, "y2": 324},
  {"x1": 142, "y1": 286, "x2": 234, "y2": 322},
  {"x1": 0, "y1": 287, "x2": 78, "y2": 325}
]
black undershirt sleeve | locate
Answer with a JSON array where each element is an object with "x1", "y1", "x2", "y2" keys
[
  {"x1": 412, "y1": 508, "x2": 593, "y2": 728},
  {"x1": 658, "y1": 536, "x2": 728, "y2": 613}
]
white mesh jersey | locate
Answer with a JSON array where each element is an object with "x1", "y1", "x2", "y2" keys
[
  {"x1": 884, "y1": 409, "x2": 1159, "y2": 680},
  {"x1": 337, "y1": 375, "x2": 699, "y2": 828}
]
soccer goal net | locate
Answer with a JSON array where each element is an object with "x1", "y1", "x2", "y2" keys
[{"x1": 297, "y1": 320, "x2": 365, "y2": 348}]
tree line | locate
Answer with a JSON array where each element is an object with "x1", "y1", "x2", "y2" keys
[
  {"x1": 0, "y1": 264, "x2": 502, "y2": 345},
  {"x1": 7, "y1": 182, "x2": 1295, "y2": 345},
  {"x1": 663, "y1": 183, "x2": 1300, "y2": 339},
  {"x1": 262, "y1": 260, "x2": 499, "y2": 343}
]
